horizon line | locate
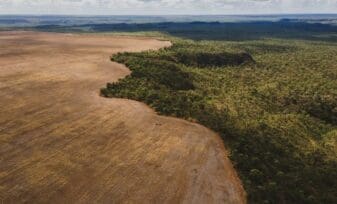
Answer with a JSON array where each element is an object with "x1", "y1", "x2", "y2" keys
[{"x1": 0, "y1": 13, "x2": 337, "y2": 17}]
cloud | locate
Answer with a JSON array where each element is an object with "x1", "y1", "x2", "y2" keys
[{"x1": 0, "y1": 0, "x2": 336, "y2": 15}]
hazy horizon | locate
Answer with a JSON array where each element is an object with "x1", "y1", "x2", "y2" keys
[
  {"x1": 1, "y1": 13, "x2": 337, "y2": 16},
  {"x1": 0, "y1": 0, "x2": 336, "y2": 15}
]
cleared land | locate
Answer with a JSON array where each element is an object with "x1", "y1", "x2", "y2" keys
[{"x1": 0, "y1": 32, "x2": 245, "y2": 203}]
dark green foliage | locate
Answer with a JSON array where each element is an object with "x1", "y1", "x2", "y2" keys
[
  {"x1": 168, "y1": 51, "x2": 254, "y2": 67},
  {"x1": 111, "y1": 53, "x2": 194, "y2": 90},
  {"x1": 101, "y1": 39, "x2": 337, "y2": 203}
]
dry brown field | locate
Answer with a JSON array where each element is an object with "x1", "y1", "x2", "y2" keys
[{"x1": 0, "y1": 31, "x2": 245, "y2": 203}]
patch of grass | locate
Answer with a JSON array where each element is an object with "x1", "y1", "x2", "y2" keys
[{"x1": 101, "y1": 38, "x2": 337, "y2": 203}]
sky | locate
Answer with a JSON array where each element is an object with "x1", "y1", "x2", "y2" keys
[{"x1": 0, "y1": 0, "x2": 336, "y2": 15}]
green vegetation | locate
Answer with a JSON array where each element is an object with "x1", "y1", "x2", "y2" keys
[{"x1": 101, "y1": 37, "x2": 337, "y2": 203}]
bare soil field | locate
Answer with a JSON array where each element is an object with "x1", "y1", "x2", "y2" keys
[{"x1": 0, "y1": 31, "x2": 245, "y2": 204}]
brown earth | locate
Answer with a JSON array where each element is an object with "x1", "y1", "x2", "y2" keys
[{"x1": 0, "y1": 31, "x2": 246, "y2": 204}]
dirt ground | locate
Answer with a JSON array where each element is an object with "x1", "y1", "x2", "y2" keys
[{"x1": 0, "y1": 31, "x2": 246, "y2": 204}]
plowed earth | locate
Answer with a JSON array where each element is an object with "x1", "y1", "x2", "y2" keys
[{"x1": 0, "y1": 31, "x2": 245, "y2": 204}]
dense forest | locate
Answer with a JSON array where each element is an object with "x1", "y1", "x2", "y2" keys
[{"x1": 101, "y1": 36, "x2": 337, "y2": 203}]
